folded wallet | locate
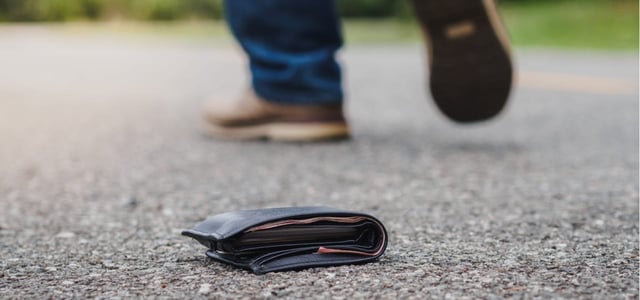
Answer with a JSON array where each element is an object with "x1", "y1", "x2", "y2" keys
[{"x1": 182, "y1": 206, "x2": 388, "y2": 274}]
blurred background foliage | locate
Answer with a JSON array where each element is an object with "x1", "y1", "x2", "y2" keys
[
  {"x1": 0, "y1": 0, "x2": 636, "y2": 49},
  {"x1": 0, "y1": 0, "x2": 225, "y2": 21},
  {"x1": 0, "y1": 0, "x2": 633, "y2": 21}
]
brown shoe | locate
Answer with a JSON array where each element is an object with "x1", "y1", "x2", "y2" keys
[
  {"x1": 202, "y1": 91, "x2": 349, "y2": 141},
  {"x1": 411, "y1": 0, "x2": 513, "y2": 123}
]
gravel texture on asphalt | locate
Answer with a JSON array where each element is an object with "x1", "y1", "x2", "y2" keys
[{"x1": 0, "y1": 28, "x2": 638, "y2": 299}]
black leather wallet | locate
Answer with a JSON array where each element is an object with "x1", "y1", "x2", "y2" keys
[{"x1": 182, "y1": 206, "x2": 388, "y2": 274}]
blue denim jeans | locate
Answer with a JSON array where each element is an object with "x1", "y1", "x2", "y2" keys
[{"x1": 224, "y1": 0, "x2": 343, "y2": 105}]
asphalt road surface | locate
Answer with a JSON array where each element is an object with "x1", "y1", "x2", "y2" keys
[{"x1": 0, "y1": 26, "x2": 638, "y2": 299}]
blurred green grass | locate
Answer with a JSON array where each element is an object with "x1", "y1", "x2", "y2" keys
[
  {"x1": 501, "y1": 0, "x2": 638, "y2": 49},
  {"x1": 346, "y1": 0, "x2": 639, "y2": 49},
  {"x1": 7, "y1": 0, "x2": 638, "y2": 50}
]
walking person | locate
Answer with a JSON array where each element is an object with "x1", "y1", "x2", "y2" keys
[{"x1": 203, "y1": 0, "x2": 513, "y2": 141}]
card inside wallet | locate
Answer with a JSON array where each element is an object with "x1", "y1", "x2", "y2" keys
[{"x1": 215, "y1": 216, "x2": 386, "y2": 257}]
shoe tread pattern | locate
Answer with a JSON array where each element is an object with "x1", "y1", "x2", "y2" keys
[{"x1": 412, "y1": 0, "x2": 513, "y2": 123}]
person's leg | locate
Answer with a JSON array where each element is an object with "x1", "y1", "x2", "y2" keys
[
  {"x1": 202, "y1": 0, "x2": 348, "y2": 141},
  {"x1": 224, "y1": 0, "x2": 343, "y2": 105}
]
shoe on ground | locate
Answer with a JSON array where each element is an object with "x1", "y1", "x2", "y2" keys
[
  {"x1": 202, "y1": 91, "x2": 349, "y2": 142},
  {"x1": 411, "y1": 0, "x2": 514, "y2": 123}
]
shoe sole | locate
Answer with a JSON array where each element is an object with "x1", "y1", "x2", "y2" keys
[
  {"x1": 202, "y1": 121, "x2": 350, "y2": 142},
  {"x1": 411, "y1": 0, "x2": 513, "y2": 123}
]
